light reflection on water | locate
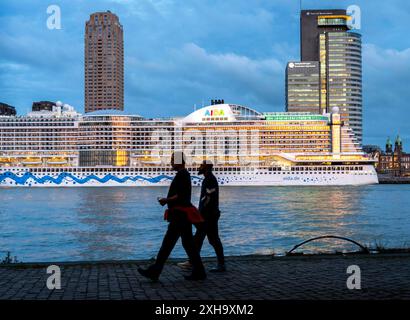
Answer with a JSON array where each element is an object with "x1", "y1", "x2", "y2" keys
[{"x1": 0, "y1": 185, "x2": 409, "y2": 262}]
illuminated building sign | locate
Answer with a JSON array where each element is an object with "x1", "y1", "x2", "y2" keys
[{"x1": 204, "y1": 109, "x2": 225, "y2": 117}]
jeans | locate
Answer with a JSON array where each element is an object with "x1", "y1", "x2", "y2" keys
[
  {"x1": 194, "y1": 214, "x2": 225, "y2": 266},
  {"x1": 153, "y1": 210, "x2": 205, "y2": 275}
]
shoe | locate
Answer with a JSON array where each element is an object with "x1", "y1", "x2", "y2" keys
[
  {"x1": 209, "y1": 264, "x2": 226, "y2": 273},
  {"x1": 177, "y1": 261, "x2": 192, "y2": 270},
  {"x1": 138, "y1": 267, "x2": 159, "y2": 281},
  {"x1": 184, "y1": 273, "x2": 207, "y2": 281}
]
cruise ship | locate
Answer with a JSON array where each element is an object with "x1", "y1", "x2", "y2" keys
[{"x1": 0, "y1": 101, "x2": 378, "y2": 187}]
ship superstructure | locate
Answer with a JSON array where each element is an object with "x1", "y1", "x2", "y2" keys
[{"x1": 0, "y1": 103, "x2": 378, "y2": 186}]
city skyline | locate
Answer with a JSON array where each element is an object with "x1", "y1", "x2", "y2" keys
[{"x1": 0, "y1": 0, "x2": 409, "y2": 146}]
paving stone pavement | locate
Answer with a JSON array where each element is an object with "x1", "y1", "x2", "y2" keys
[{"x1": 0, "y1": 254, "x2": 410, "y2": 300}]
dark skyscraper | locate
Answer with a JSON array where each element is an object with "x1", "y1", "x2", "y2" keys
[
  {"x1": 300, "y1": 9, "x2": 348, "y2": 61},
  {"x1": 85, "y1": 11, "x2": 124, "y2": 113},
  {"x1": 286, "y1": 9, "x2": 363, "y2": 144}
]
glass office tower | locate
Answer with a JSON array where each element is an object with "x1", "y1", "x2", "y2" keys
[
  {"x1": 324, "y1": 31, "x2": 362, "y2": 143},
  {"x1": 286, "y1": 62, "x2": 320, "y2": 114},
  {"x1": 287, "y1": 10, "x2": 363, "y2": 144}
]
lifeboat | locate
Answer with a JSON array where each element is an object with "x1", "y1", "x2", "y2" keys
[
  {"x1": 46, "y1": 157, "x2": 68, "y2": 165},
  {"x1": 140, "y1": 157, "x2": 162, "y2": 165},
  {"x1": 21, "y1": 158, "x2": 42, "y2": 165}
]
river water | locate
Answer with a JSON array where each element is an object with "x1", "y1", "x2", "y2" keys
[{"x1": 1, "y1": 185, "x2": 409, "y2": 262}]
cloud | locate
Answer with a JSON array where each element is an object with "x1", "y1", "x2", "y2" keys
[
  {"x1": 0, "y1": 0, "x2": 409, "y2": 147},
  {"x1": 362, "y1": 44, "x2": 410, "y2": 143},
  {"x1": 175, "y1": 43, "x2": 283, "y2": 103},
  {"x1": 124, "y1": 42, "x2": 286, "y2": 117}
]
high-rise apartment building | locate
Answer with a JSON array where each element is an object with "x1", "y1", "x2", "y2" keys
[
  {"x1": 286, "y1": 10, "x2": 363, "y2": 144},
  {"x1": 85, "y1": 11, "x2": 124, "y2": 113}
]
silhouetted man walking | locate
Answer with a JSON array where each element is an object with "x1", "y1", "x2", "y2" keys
[
  {"x1": 178, "y1": 160, "x2": 226, "y2": 272},
  {"x1": 138, "y1": 151, "x2": 206, "y2": 281}
]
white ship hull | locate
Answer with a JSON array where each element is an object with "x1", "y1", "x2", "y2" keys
[{"x1": 0, "y1": 165, "x2": 379, "y2": 187}]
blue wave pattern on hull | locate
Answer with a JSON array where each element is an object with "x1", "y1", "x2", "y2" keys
[{"x1": 0, "y1": 171, "x2": 202, "y2": 186}]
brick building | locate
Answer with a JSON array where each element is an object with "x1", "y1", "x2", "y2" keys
[{"x1": 376, "y1": 136, "x2": 410, "y2": 176}]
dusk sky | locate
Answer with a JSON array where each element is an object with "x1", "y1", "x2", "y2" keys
[{"x1": 0, "y1": 0, "x2": 409, "y2": 146}]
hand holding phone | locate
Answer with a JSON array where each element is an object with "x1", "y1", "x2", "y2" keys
[{"x1": 158, "y1": 197, "x2": 167, "y2": 206}]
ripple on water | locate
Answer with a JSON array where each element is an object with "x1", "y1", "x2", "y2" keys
[{"x1": 0, "y1": 185, "x2": 409, "y2": 261}]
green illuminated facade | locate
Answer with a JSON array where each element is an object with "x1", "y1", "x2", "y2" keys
[{"x1": 263, "y1": 113, "x2": 328, "y2": 121}]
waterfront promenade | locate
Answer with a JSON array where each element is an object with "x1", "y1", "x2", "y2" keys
[
  {"x1": 378, "y1": 174, "x2": 410, "y2": 184},
  {"x1": 1, "y1": 253, "x2": 410, "y2": 300}
]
